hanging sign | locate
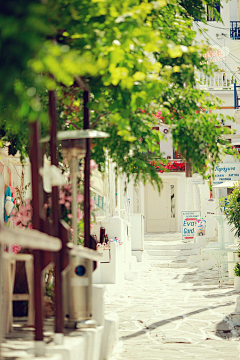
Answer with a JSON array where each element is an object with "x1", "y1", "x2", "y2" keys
[
  {"x1": 182, "y1": 211, "x2": 201, "y2": 240},
  {"x1": 212, "y1": 163, "x2": 240, "y2": 185},
  {"x1": 191, "y1": 176, "x2": 204, "y2": 185},
  {"x1": 206, "y1": 199, "x2": 217, "y2": 239},
  {"x1": 203, "y1": 46, "x2": 229, "y2": 64},
  {"x1": 206, "y1": 198, "x2": 217, "y2": 215}
]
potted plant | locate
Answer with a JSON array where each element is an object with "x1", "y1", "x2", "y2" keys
[{"x1": 234, "y1": 262, "x2": 240, "y2": 290}]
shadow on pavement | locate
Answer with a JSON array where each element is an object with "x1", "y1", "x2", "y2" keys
[
  {"x1": 121, "y1": 302, "x2": 235, "y2": 340},
  {"x1": 204, "y1": 290, "x2": 238, "y2": 298}
]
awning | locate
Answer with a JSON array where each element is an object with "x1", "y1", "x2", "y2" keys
[{"x1": 212, "y1": 180, "x2": 239, "y2": 188}]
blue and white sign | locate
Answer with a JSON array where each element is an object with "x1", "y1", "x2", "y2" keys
[
  {"x1": 213, "y1": 163, "x2": 240, "y2": 185},
  {"x1": 182, "y1": 211, "x2": 201, "y2": 240}
]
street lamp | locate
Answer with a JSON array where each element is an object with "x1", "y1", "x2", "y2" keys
[
  {"x1": 41, "y1": 129, "x2": 108, "y2": 328},
  {"x1": 41, "y1": 129, "x2": 108, "y2": 245}
]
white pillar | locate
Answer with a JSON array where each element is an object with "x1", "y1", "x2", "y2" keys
[{"x1": 185, "y1": 177, "x2": 193, "y2": 211}]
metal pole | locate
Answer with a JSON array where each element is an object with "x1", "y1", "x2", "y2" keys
[
  {"x1": 86, "y1": 259, "x2": 92, "y2": 318},
  {"x1": 234, "y1": 83, "x2": 237, "y2": 109},
  {"x1": 70, "y1": 157, "x2": 78, "y2": 245},
  {"x1": 49, "y1": 90, "x2": 64, "y2": 340},
  {"x1": 83, "y1": 90, "x2": 91, "y2": 248}
]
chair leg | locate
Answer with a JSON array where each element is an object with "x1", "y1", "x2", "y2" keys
[
  {"x1": 9, "y1": 260, "x2": 16, "y2": 332},
  {"x1": 25, "y1": 258, "x2": 34, "y2": 326},
  {"x1": 2, "y1": 258, "x2": 15, "y2": 333},
  {"x1": 1, "y1": 258, "x2": 9, "y2": 334}
]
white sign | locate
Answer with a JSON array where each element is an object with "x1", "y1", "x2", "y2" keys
[
  {"x1": 206, "y1": 199, "x2": 218, "y2": 239},
  {"x1": 206, "y1": 198, "x2": 217, "y2": 215},
  {"x1": 182, "y1": 211, "x2": 201, "y2": 240},
  {"x1": 203, "y1": 46, "x2": 229, "y2": 64},
  {"x1": 191, "y1": 178, "x2": 204, "y2": 185},
  {"x1": 213, "y1": 163, "x2": 240, "y2": 185}
]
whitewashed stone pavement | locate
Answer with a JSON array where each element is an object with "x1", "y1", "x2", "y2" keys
[{"x1": 105, "y1": 233, "x2": 240, "y2": 360}]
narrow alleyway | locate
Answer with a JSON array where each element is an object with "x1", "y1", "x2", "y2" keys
[{"x1": 105, "y1": 233, "x2": 240, "y2": 360}]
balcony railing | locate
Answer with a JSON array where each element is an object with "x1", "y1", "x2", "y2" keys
[
  {"x1": 234, "y1": 83, "x2": 240, "y2": 109},
  {"x1": 196, "y1": 71, "x2": 239, "y2": 90},
  {"x1": 230, "y1": 21, "x2": 240, "y2": 40}
]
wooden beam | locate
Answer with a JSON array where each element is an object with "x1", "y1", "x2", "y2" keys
[
  {"x1": 67, "y1": 243, "x2": 102, "y2": 261},
  {"x1": 49, "y1": 89, "x2": 64, "y2": 336},
  {"x1": 30, "y1": 121, "x2": 44, "y2": 342},
  {"x1": 0, "y1": 225, "x2": 61, "y2": 251},
  {"x1": 75, "y1": 76, "x2": 90, "y2": 92}
]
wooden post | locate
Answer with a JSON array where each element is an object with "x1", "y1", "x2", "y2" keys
[
  {"x1": 185, "y1": 162, "x2": 192, "y2": 178},
  {"x1": 83, "y1": 90, "x2": 91, "y2": 248},
  {"x1": 30, "y1": 121, "x2": 44, "y2": 343},
  {"x1": 49, "y1": 90, "x2": 64, "y2": 336}
]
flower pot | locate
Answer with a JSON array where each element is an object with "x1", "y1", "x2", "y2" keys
[{"x1": 234, "y1": 276, "x2": 240, "y2": 291}]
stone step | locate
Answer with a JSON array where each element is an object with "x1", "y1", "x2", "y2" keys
[
  {"x1": 144, "y1": 236, "x2": 182, "y2": 240},
  {"x1": 146, "y1": 248, "x2": 200, "y2": 256},
  {"x1": 144, "y1": 233, "x2": 182, "y2": 238},
  {"x1": 144, "y1": 237, "x2": 183, "y2": 242},
  {"x1": 144, "y1": 242, "x2": 199, "y2": 250},
  {"x1": 149, "y1": 257, "x2": 188, "y2": 264},
  {"x1": 147, "y1": 255, "x2": 189, "y2": 262},
  {"x1": 149, "y1": 261, "x2": 198, "y2": 268},
  {"x1": 188, "y1": 254, "x2": 202, "y2": 263},
  {"x1": 144, "y1": 233, "x2": 202, "y2": 269}
]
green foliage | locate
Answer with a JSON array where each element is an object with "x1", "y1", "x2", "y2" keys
[
  {"x1": 234, "y1": 262, "x2": 240, "y2": 277},
  {"x1": 45, "y1": 270, "x2": 54, "y2": 300},
  {"x1": 220, "y1": 182, "x2": 240, "y2": 238},
  {"x1": 0, "y1": 0, "x2": 50, "y2": 112},
  {"x1": 0, "y1": 0, "x2": 236, "y2": 191},
  {"x1": 179, "y1": 0, "x2": 221, "y2": 22}
]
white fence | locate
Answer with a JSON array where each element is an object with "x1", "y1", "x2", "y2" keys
[{"x1": 196, "y1": 71, "x2": 239, "y2": 90}]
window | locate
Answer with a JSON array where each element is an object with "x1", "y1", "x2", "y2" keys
[
  {"x1": 195, "y1": 3, "x2": 220, "y2": 22},
  {"x1": 206, "y1": 4, "x2": 220, "y2": 21},
  {"x1": 171, "y1": 185, "x2": 175, "y2": 218}
]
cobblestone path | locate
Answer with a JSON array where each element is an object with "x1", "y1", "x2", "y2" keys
[{"x1": 105, "y1": 233, "x2": 240, "y2": 360}]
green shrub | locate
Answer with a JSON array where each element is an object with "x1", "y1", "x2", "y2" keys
[
  {"x1": 234, "y1": 262, "x2": 240, "y2": 277},
  {"x1": 220, "y1": 181, "x2": 240, "y2": 238}
]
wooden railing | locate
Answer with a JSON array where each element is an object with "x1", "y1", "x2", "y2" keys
[{"x1": 234, "y1": 83, "x2": 240, "y2": 109}]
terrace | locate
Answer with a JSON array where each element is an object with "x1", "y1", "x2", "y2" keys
[
  {"x1": 230, "y1": 21, "x2": 240, "y2": 40},
  {"x1": 197, "y1": 71, "x2": 239, "y2": 91}
]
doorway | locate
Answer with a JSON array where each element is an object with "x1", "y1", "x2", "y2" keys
[{"x1": 144, "y1": 179, "x2": 177, "y2": 232}]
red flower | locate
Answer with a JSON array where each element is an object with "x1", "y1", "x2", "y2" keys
[{"x1": 149, "y1": 160, "x2": 185, "y2": 172}]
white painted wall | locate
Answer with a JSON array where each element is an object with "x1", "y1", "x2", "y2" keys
[
  {"x1": 160, "y1": 125, "x2": 173, "y2": 158},
  {"x1": 230, "y1": 0, "x2": 240, "y2": 21},
  {"x1": 230, "y1": 40, "x2": 240, "y2": 75},
  {"x1": 176, "y1": 175, "x2": 186, "y2": 231},
  {"x1": 193, "y1": 0, "x2": 231, "y2": 71}
]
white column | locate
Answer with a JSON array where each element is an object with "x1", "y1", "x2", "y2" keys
[{"x1": 185, "y1": 177, "x2": 193, "y2": 211}]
